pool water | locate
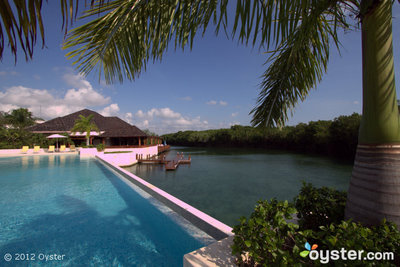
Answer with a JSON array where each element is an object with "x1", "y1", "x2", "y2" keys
[{"x1": 0, "y1": 155, "x2": 212, "y2": 266}]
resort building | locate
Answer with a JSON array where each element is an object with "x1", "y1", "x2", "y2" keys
[{"x1": 27, "y1": 109, "x2": 162, "y2": 147}]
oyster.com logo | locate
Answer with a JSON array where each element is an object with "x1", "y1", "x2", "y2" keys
[{"x1": 300, "y1": 242, "x2": 318, "y2": 257}]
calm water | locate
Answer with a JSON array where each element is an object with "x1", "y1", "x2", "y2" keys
[
  {"x1": 125, "y1": 147, "x2": 353, "y2": 226},
  {"x1": 0, "y1": 155, "x2": 212, "y2": 266}
]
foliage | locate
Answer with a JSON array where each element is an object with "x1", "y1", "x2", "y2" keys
[
  {"x1": 80, "y1": 144, "x2": 95, "y2": 148},
  {"x1": 96, "y1": 143, "x2": 105, "y2": 152},
  {"x1": 232, "y1": 184, "x2": 400, "y2": 266},
  {"x1": 143, "y1": 129, "x2": 158, "y2": 136},
  {"x1": 104, "y1": 151, "x2": 132, "y2": 154},
  {"x1": 0, "y1": 0, "x2": 101, "y2": 61},
  {"x1": 232, "y1": 199, "x2": 304, "y2": 266},
  {"x1": 163, "y1": 113, "x2": 361, "y2": 160},
  {"x1": 313, "y1": 220, "x2": 400, "y2": 266},
  {"x1": 294, "y1": 182, "x2": 347, "y2": 231},
  {"x1": 3, "y1": 108, "x2": 38, "y2": 129},
  {"x1": 61, "y1": 0, "x2": 361, "y2": 128},
  {"x1": 0, "y1": 108, "x2": 51, "y2": 148},
  {"x1": 0, "y1": 128, "x2": 49, "y2": 148}
]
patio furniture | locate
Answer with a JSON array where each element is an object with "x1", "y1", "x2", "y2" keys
[
  {"x1": 21, "y1": 146, "x2": 29, "y2": 154},
  {"x1": 33, "y1": 146, "x2": 40, "y2": 153}
]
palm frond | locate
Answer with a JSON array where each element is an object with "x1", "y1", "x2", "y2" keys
[
  {"x1": 0, "y1": 0, "x2": 44, "y2": 61},
  {"x1": 0, "y1": 0, "x2": 102, "y2": 61},
  {"x1": 250, "y1": 0, "x2": 356, "y2": 127},
  {"x1": 63, "y1": 0, "x2": 361, "y2": 127},
  {"x1": 63, "y1": 0, "x2": 227, "y2": 83}
]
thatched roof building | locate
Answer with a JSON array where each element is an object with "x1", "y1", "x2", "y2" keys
[{"x1": 27, "y1": 109, "x2": 159, "y2": 147}]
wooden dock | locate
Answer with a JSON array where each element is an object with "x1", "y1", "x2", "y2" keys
[{"x1": 137, "y1": 152, "x2": 191, "y2": 171}]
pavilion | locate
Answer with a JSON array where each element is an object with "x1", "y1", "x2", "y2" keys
[{"x1": 27, "y1": 109, "x2": 162, "y2": 147}]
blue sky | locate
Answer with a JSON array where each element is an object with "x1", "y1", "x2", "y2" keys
[{"x1": 1, "y1": 2, "x2": 400, "y2": 134}]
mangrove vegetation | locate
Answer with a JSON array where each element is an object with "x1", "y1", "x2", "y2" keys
[{"x1": 163, "y1": 113, "x2": 361, "y2": 161}]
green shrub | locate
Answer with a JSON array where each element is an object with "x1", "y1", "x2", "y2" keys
[
  {"x1": 232, "y1": 199, "x2": 306, "y2": 266},
  {"x1": 96, "y1": 143, "x2": 105, "y2": 151},
  {"x1": 294, "y1": 182, "x2": 347, "y2": 231},
  {"x1": 232, "y1": 184, "x2": 400, "y2": 266},
  {"x1": 313, "y1": 220, "x2": 400, "y2": 266}
]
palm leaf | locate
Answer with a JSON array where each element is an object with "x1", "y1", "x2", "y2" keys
[
  {"x1": 0, "y1": 0, "x2": 102, "y2": 61},
  {"x1": 250, "y1": 0, "x2": 358, "y2": 127},
  {"x1": 63, "y1": 0, "x2": 229, "y2": 83}
]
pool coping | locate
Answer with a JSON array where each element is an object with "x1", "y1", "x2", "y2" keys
[{"x1": 95, "y1": 155, "x2": 233, "y2": 241}]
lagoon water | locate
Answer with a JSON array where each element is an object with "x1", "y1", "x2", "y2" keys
[{"x1": 125, "y1": 146, "x2": 353, "y2": 226}]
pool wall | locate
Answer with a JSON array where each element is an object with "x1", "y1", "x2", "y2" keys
[
  {"x1": 96, "y1": 155, "x2": 233, "y2": 240},
  {"x1": 82, "y1": 146, "x2": 158, "y2": 166}
]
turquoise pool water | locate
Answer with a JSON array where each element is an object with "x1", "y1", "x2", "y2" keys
[{"x1": 0, "y1": 155, "x2": 212, "y2": 266}]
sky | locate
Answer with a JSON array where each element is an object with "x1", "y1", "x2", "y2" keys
[{"x1": 1, "y1": 2, "x2": 400, "y2": 135}]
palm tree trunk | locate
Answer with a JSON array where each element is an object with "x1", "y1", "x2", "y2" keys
[{"x1": 345, "y1": 0, "x2": 400, "y2": 227}]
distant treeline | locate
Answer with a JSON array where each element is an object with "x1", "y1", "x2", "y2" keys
[{"x1": 162, "y1": 113, "x2": 361, "y2": 161}]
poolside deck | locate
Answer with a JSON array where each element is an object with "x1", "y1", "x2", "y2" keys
[{"x1": 0, "y1": 148, "x2": 78, "y2": 157}]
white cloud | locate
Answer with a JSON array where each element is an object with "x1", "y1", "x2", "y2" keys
[
  {"x1": 0, "y1": 71, "x2": 18, "y2": 76},
  {"x1": 63, "y1": 73, "x2": 92, "y2": 89},
  {"x1": 206, "y1": 100, "x2": 228, "y2": 106},
  {"x1": 100, "y1": 103, "x2": 120, "y2": 116},
  {"x1": 136, "y1": 107, "x2": 181, "y2": 120},
  {"x1": 124, "y1": 112, "x2": 133, "y2": 124},
  {"x1": 230, "y1": 121, "x2": 241, "y2": 126},
  {"x1": 133, "y1": 107, "x2": 209, "y2": 134},
  {"x1": 179, "y1": 96, "x2": 192, "y2": 101},
  {"x1": 0, "y1": 75, "x2": 111, "y2": 120}
]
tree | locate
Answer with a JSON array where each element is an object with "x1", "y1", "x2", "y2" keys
[
  {"x1": 4, "y1": 108, "x2": 37, "y2": 129},
  {"x1": 70, "y1": 114, "x2": 99, "y2": 146},
  {"x1": 1, "y1": 1, "x2": 400, "y2": 227}
]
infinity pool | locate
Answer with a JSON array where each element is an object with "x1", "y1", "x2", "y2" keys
[{"x1": 0, "y1": 155, "x2": 213, "y2": 266}]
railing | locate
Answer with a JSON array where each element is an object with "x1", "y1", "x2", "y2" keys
[{"x1": 158, "y1": 145, "x2": 170, "y2": 154}]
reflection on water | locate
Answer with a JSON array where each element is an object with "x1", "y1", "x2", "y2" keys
[
  {"x1": 21, "y1": 157, "x2": 28, "y2": 169},
  {"x1": 125, "y1": 146, "x2": 353, "y2": 226},
  {"x1": 59, "y1": 155, "x2": 66, "y2": 166},
  {"x1": 48, "y1": 155, "x2": 55, "y2": 166},
  {"x1": 33, "y1": 156, "x2": 39, "y2": 166}
]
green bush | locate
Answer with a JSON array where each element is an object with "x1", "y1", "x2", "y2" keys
[
  {"x1": 232, "y1": 199, "x2": 306, "y2": 266},
  {"x1": 294, "y1": 182, "x2": 347, "y2": 231},
  {"x1": 232, "y1": 184, "x2": 400, "y2": 266},
  {"x1": 313, "y1": 220, "x2": 400, "y2": 266},
  {"x1": 96, "y1": 143, "x2": 105, "y2": 151}
]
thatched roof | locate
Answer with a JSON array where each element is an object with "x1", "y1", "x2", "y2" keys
[{"x1": 27, "y1": 109, "x2": 147, "y2": 137}]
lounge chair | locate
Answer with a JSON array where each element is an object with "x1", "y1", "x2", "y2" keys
[
  {"x1": 33, "y1": 146, "x2": 40, "y2": 153},
  {"x1": 60, "y1": 145, "x2": 66, "y2": 152},
  {"x1": 70, "y1": 145, "x2": 76, "y2": 152},
  {"x1": 48, "y1": 145, "x2": 55, "y2": 153},
  {"x1": 21, "y1": 146, "x2": 29, "y2": 154}
]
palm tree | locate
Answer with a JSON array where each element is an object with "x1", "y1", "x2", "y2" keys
[
  {"x1": 2, "y1": 1, "x2": 399, "y2": 227},
  {"x1": 4, "y1": 108, "x2": 37, "y2": 129},
  {"x1": 70, "y1": 114, "x2": 99, "y2": 146},
  {"x1": 0, "y1": 0, "x2": 100, "y2": 61}
]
